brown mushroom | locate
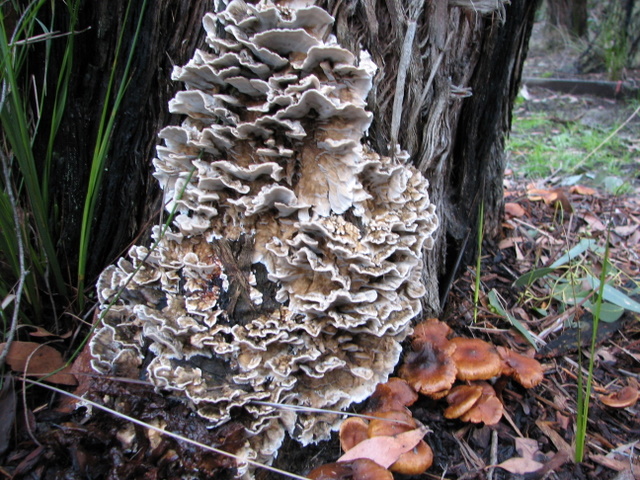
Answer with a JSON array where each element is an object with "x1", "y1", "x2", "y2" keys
[
  {"x1": 411, "y1": 318, "x2": 453, "y2": 350},
  {"x1": 459, "y1": 382, "x2": 503, "y2": 425},
  {"x1": 367, "y1": 377, "x2": 418, "y2": 413},
  {"x1": 497, "y1": 346, "x2": 544, "y2": 388},
  {"x1": 307, "y1": 458, "x2": 393, "y2": 480},
  {"x1": 339, "y1": 417, "x2": 370, "y2": 452},
  {"x1": 367, "y1": 410, "x2": 416, "y2": 438},
  {"x1": 399, "y1": 342, "x2": 457, "y2": 397},
  {"x1": 599, "y1": 386, "x2": 639, "y2": 409},
  {"x1": 390, "y1": 440, "x2": 434, "y2": 475},
  {"x1": 450, "y1": 337, "x2": 502, "y2": 381},
  {"x1": 443, "y1": 384, "x2": 483, "y2": 419}
]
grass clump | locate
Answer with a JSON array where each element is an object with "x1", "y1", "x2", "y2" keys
[{"x1": 1, "y1": 0, "x2": 147, "y2": 351}]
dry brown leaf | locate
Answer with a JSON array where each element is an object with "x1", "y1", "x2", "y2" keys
[
  {"x1": 497, "y1": 456, "x2": 544, "y2": 475},
  {"x1": 28, "y1": 326, "x2": 73, "y2": 338},
  {"x1": 0, "y1": 342, "x2": 77, "y2": 386},
  {"x1": 582, "y1": 213, "x2": 606, "y2": 231},
  {"x1": 505, "y1": 203, "x2": 526, "y2": 218},
  {"x1": 496, "y1": 438, "x2": 543, "y2": 475},
  {"x1": 569, "y1": 185, "x2": 597, "y2": 195},
  {"x1": 613, "y1": 225, "x2": 638, "y2": 237},
  {"x1": 337, "y1": 426, "x2": 427, "y2": 468},
  {"x1": 535, "y1": 420, "x2": 573, "y2": 459}
]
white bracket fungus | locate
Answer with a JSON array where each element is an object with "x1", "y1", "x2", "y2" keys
[{"x1": 91, "y1": 0, "x2": 438, "y2": 468}]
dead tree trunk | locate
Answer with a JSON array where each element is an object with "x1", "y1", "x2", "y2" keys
[{"x1": 319, "y1": 0, "x2": 541, "y2": 313}]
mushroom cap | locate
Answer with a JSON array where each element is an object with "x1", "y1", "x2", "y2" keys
[
  {"x1": 599, "y1": 386, "x2": 639, "y2": 409},
  {"x1": 444, "y1": 384, "x2": 483, "y2": 419},
  {"x1": 411, "y1": 318, "x2": 452, "y2": 350},
  {"x1": 459, "y1": 382, "x2": 503, "y2": 425},
  {"x1": 399, "y1": 342, "x2": 457, "y2": 396},
  {"x1": 339, "y1": 417, "x2": 369, "y2": 452},
  {"x1": 367, "y1": 377, "x2": 418, "y2": 413},
  {"x1": 307, "y1": 459, "x2": 393, "y2": 480},
  {"x1": 389, "y1": 440, "x2": 433, "y2": 475},
  {"x1": 450, "y1": 337, "x2": 502, "y2": 381},
  {"x1": 497, "y1": 346, "x2": 544, "y2": 388},
  {"x1": 367, "y1": 410, "x2": 416, "y2": 438}
]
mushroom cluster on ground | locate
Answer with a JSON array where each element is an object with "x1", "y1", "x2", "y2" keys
[
  {"x1": 399, "y1": 318, "x2": 544, "y2": 425},
  {"x1": 90, "y1": 0, "x2": 437, "y2": 471}
]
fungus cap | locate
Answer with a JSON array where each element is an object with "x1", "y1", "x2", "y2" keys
[
  {"x1": 399, "y1": 342, "x2": 457, "y2": 397},
  {"x1": 444, "y1": 384, "x2": 483, "y2": 419},
  {"x1": 599, "y1": 386, "x2": 639, "y2": 409},
  {"x1": 450, "y1": 337, "x2": 502, "y2": 381},
  {"x1": 367, "y1": 377, "x2": 418, "y2": 413},
  {"x1": 411, "y1": 318, "x2": 452, "y2": 350},
  {"x1": 459, "y1": 382, "x2": 503, "y2": 425},
  {"x1": 497, "y1": 346, "x2": 543, "y2": 388},
  {"x1": 307, "y1": 459, "x2": 393, "y2": 480},
  {"x1": 339, "y1": 417, "x2": 369, "y2": 452},
  {"x1": 390, "y1": 440, "x2": 433, "y2": 475}
]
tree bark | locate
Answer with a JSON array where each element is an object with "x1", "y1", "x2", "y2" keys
[
  {"x1": 31, "y1": 0, "x2": 209, "y2": 287},
  {"x1": 318, "y1": 0, "x2": 541, "y2": 313}
]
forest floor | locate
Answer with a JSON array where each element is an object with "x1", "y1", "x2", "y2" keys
[{"x1": 2, "y1": 19, "x2": 639, "y2": 480}]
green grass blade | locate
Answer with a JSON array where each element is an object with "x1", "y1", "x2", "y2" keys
[{"x1": 76, "y1": 0, "x2": 149, "y2": 308}]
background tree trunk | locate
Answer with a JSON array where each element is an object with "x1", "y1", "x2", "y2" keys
[{"x1": 546, "y1": 0, "x2": 588, "y2": 38}]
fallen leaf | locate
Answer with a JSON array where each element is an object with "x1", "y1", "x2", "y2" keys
[
  {"x1": 496, "y1": 437, "x2": 544, "y2": 474},
  {"x1": 337, "y1": 426, "x2": 427, "y2": 468},
  {"x1": 581, "y1": 213, "x2": 606, "y2": 231},
  {"x1": 28, "y1": 326, "x2": 73, "y2": 338},
  {"x1": 505, "y1": 203, "x2": 526, "y2": 218},
  {"x1": 0, "y1": 375, "x2": 16, "y2": 456},
  {"x1": 496, "y1": 456, "x2": 544, "y2": 474},
  {"x1": 0, "y1": 341, "x2": 77, "y2": 386},
  {"x1": 535, "y1": 420, "x2": 573, "y2": 459},
  {"x1": 613, "y1": 225, "x2": 638, "y2": 237}
]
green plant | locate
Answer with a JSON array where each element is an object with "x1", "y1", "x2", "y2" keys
[
  {"x1": 473, "y1": 199, "x2": 484, "y2": 322},
  {"x1": 514, "y1": 234, "x2": 640, "y2": 460},
  {"x1": 0, "y1": 0, "x2": 148, "y2": 341},
  {"x1": 506, "y1": 109, "x2": 637, "y2": 190},
  {"x1": 574, "y1": 231, "x2": 610, "y2": 462}
]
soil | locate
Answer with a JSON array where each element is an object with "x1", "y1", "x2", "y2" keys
[{"x1": 1, "y1": 17, "x2": 639, "y2": 480}]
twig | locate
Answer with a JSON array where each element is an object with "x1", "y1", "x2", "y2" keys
[{"x1": 0, "y1": 151, "x2": 28, "y2": 370}]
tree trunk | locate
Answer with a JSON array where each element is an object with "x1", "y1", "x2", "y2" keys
[
  {"x1": 319, "y1": 0, "x2": 541, "y2": 313},
  {"x1": 32, "y1": 0, "x2": 209, "y2": 288},
  {"x1": 547, "y1": 0, "x2": 588, "y2": 38}
]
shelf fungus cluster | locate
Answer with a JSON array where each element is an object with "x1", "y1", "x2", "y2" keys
[{"x1": 90, "y1": 0, "x2": 438, "y2": 469}]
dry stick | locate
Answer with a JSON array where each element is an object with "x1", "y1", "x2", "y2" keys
[
  {"x1": 22, "y1": 379, "x2": 313, "y2": 480},
  {"x1": 0, "y1": 152, "x2": 28, "y2": 370}
]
